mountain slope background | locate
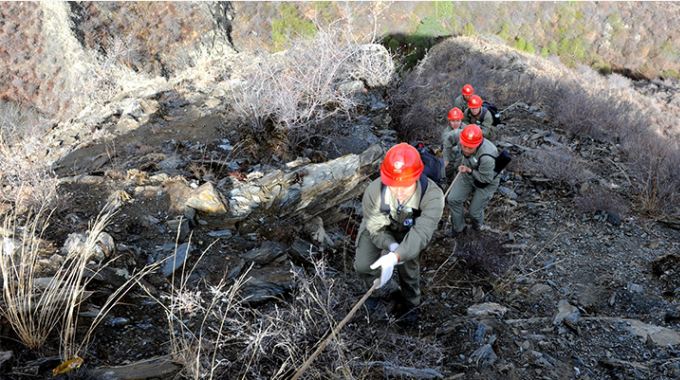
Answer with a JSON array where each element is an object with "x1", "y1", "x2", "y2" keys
[
  {"x1": 3, "y1": 2, "x2": 680, "y2": 121},
  {"x1": 0, "y1": 2, "x2": 680, "y2": 380}
]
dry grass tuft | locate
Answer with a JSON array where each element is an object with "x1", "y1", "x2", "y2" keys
[
  {"x1": 0, "y1": 206, "x2": 58, "y2": 350},
  {"x1": 0, "y1": 199, "x2": 159, "y2": 365}
]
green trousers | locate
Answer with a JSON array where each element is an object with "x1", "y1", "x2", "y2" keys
[
  {"x1": 445, "y1": 164, "x2": 458, "y2": 187},
  {"x1": 354, "y1": 231, "x2": 421, "y2": 308},
  {"x1": 447, "y1": 175, "x2": 498, "y2": 232}
]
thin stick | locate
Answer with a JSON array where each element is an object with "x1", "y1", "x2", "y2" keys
[
  {"x1": 290, "y1": 279, "x2": 380, "y2": 380},
  {"x1": 444, "y1": 171, "x2": 462, "y2": 199},
  {"x1": 499, "y1": 101, "x2": 521, "y2": 115}
]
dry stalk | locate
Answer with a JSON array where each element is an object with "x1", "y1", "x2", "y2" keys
[
  {"x1": 0, "y1": 205, "x2": 58, "y2": 349},
  {"x1": 495, "y1": 234, "x2": 562, "y2": 294}
]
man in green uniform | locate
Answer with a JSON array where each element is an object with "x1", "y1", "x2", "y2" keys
[
  {"x1": 447, "y1": 124, "x2": 500, "y2": 236},
  {"x1": 463, "y1": 95, "x2": 497, "y2": 142},
  {"x1": 442, "y1": 107, "x2": 465, "y2": 184},
  {"x1": 354, "y1": 143, "x2": 444, "y2": 324},
  {"x1": 453, "y1": 84, "x2": 474, "y2": 113}
]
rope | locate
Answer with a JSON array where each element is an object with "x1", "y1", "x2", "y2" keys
[{"x1": 443, "y1": 171, "x2": 461, "y2": 199}]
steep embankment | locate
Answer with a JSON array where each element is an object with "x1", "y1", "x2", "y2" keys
[{"x1": 0, "y1": 2, "x2": 233, "y2": 119}]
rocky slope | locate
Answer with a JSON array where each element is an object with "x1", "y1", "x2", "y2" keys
[{"x1": 1, "y1": 26, "x2": 680, "y2": 380}]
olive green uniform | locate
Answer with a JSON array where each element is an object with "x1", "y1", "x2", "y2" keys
[
  {"x1": 453, "y1": 94, "x2": 469, "y2": 113},
  {"x1": 447, "y1": 139, "x2": 500, "y2": 232},
  {"x1": 442, "y1": 128, "x2": 462, "y2": 183},
  {"x1": 354, "y1": 177, "x2": 444, "y2": 307},
  {"x1": 463, "y1": 107, "x2": 497, "y2": 142}
]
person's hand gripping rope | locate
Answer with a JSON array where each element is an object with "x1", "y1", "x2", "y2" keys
[{"x1": 370, "y1": 243, "x2": 399, "y2": 288}]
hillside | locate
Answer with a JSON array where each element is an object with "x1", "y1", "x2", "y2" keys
[
  {"x1": 1, "y1": 3, "x2": 680, "y2": 380},
  {"x1": 3, "y1": 2, "x2": 680, "y2": 122}
]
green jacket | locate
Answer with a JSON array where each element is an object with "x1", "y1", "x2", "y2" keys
[
  {"x1": 442, "y1": 128, "x2": 462, "y2": 164},
  {"x1": 459, "y1": 139, "x2": 500, "y2": 188},
  {"x1": 357, "y1": 177, "x2": 444, "y2": 262},
  {"x1": 463, "y1": 107, "x2": 497, "y2": 141},
  {"x1": 453, "y1": 94, "x2": 468, "y2": 113}
]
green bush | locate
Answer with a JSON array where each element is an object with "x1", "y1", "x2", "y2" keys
[
  {"x1": 541, "y1": 46, "x2": 549, "y2": 58},
  {"x1": 386, "y1": 37, "x2": 401, "y2": 53},
  {"x1": 433, "y1": 1, "x2": 455, "y2": 19},
  {"x1": 526, "y1": 42, "x2": 536, "y2": 54},
  {"x1": 463, "y1": 22, "x2": 476, "y2": 36},
  {"x1": 514, "y1": 37, "x2": 526, "y2": 51},
  {"x1": 593, "y1": 60, "x2": 613, "y2": 75},
  {"x1": 272, "y1": 2, "x2": 317, "y2": 51},
  {"x1": 313, "y1": 1, "x2": 335, "y2": 24}
]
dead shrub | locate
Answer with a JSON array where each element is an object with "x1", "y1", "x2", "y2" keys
[
  {"x1": 230, "y1": 25, "x2": 394, "y2": 158},
  {"x1": 517, "y1": 146, "x2": 595, "y2": 187},
  {"x1": 573, "y1": 185, "x2": 625, "y2": 216},
  {"x1": 618, "y1": 122, "x2": 680, "y2": 215},
  {"x1": 0, "y1": 101, "x2": 60, "y2": 211},
  {"x1": 152, "y1": 254, "x2": 444, "y2": 379},
  {"x1": 454, "y1": 233, "x2": 511, "y2": 278}
]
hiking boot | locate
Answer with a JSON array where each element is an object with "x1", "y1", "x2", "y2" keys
[
  {"x1": 403, "y1": 308, "x2": 418, "y2": 325},
  {"x1": 364, "y1": 297, "x2": 388, "y2": 321},
  {"x1": 450, "y1": 225, "x2": 467, "y2": 238},
  {"x1": 364, "y1": 296, "x2": 380, "y2": 310}
]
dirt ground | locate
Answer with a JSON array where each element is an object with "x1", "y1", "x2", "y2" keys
[{"x1": 3, "y1": 81, "x2": 680, "y2": 379}]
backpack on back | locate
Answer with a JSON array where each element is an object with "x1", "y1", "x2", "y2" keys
[
  {"x1": 411, "y1": 141, "x2": 446, "y2": 188},
  {"x1": 480, "y1": 148, "x2": 512, "y2": 179},
  {"x1": 481, "y1": 100, "x2": 502, "y2": 126}
]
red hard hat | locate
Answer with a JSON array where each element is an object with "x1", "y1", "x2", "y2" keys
[
  {"x1": 468, "y1": 95, "x2": 483, "y2": 108},
  {"x1": 462, "y1": 84, "x2": 474, "y2": 96},
  {"x1": 380, "y1": 143, "x2": 424, "y2": 187},
  {"x1": 447, "y1": 107, "x2": 463, "y2": 120},
  {"x1": 460, "y1": 124, "x2": 484, "y2": 148}
]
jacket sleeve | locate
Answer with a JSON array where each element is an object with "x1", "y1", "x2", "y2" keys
[
  {"x1": 393, "y1": 181, "x2": 444, "y2": 262},
  {"x1": 361, "y1": 181, "x2": 399, "y2": 250}
]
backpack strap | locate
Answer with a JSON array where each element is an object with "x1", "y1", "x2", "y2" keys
[
  {"x1": 479, "y1": 152, "x2": 501, "y2": 179},
  {"x1": 379, "y1": 175, "x2": 429, "y2": 216},
  {"x1": 479, "y1": 107, "x2": 487, "y2": 124},
  {"x1": 379, "y1": 183, "x2": 390, "y2": 215},
  {"x1": 419, "y1": 174, "x2": 428, "y2": 198}
]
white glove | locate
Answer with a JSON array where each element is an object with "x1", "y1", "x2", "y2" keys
[
  {"x1": 389, "y1": 242, "x2": 399, "y2": 252},
  {"x1": 370, "y1": 252, "x2": 399, "y2": 289}
]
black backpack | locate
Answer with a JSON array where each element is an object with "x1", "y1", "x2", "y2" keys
[
  {"x1": 411, "y1": 141, "x2": 446, "y2": 187},
  {"x1": 480, "y1": 148, "x2": 512, "y2": 179},
  {"x1": 379, "y1": 141, "x2": 445, "y2": 218},
  {"x1": 481, "y1": 101, "x2": 502, "y2": 126}
]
